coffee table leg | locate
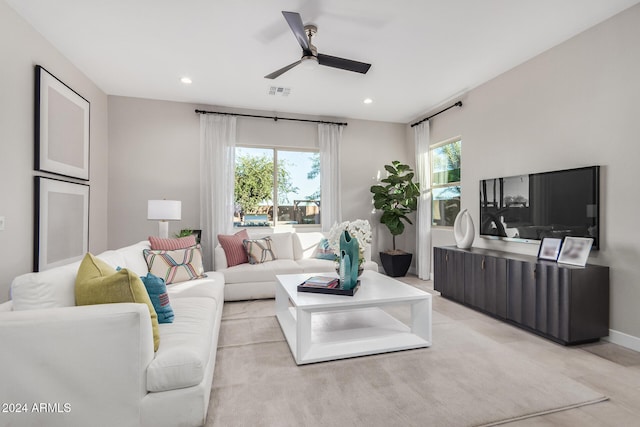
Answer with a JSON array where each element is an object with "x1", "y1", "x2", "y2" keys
[
  {"x1": 275, "y1": 283, "x2": 288, "y2": 317},
  {"x1": 296, "y1": 308, "x2": 312, "y2": 364},
  {"x1": 411, "y1": 298, "x2": 432, "y2": 343}
]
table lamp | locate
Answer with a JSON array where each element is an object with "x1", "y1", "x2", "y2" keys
[{"x1": 147, "y1": 200, "x2": 181, "y2": 238}]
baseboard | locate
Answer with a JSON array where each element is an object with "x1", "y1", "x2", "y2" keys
[{"x1": 603, "y1": 329, "x2": 640, "y2": 352}]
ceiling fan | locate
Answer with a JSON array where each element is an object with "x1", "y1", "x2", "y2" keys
[{"x1": 264, "y1": 11, "x2": 372, "y2": 79}]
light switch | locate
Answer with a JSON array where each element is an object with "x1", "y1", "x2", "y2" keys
[{"x1": 0, "y1": 216, "x2": 5, "y2": 231}]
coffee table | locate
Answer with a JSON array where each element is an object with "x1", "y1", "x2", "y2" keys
[{"x1": 275, "y1": 270, "x2": 432, "y2": 365}]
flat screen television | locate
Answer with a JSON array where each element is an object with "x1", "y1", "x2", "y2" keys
[{"x1": 479, "y1": 166, "x2": 600, "y2": 248}]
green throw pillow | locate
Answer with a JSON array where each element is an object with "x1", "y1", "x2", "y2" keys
[{"x1": 75, "y1": 253, "x2": 160, "y2": 351}]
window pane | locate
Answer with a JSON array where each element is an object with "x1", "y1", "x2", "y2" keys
[
  {"x1": 432, "y1": 140, "x2": 461, "y2": 185},
  {"x1": 234, "y1": 147, "x2": 321, "y2": 227},
  {"x1": 432, "y1": 186, "x2": 461, "y2": 226},
  {"x1": 277, "y1": 151, "x2": 321, "y2": 225},
  {"x1": 234, "y1": 147, "x2": 274, "y2": 227}
]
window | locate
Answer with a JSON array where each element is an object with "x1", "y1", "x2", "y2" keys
[
  {"x1": 234, "y1": 146, "x2": 320, "y2": 227},
  {"x1": 431, "y1": 138, "x2": 461, "y2": 226}
]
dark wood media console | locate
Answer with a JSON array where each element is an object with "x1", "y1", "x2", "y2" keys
[{"x1": 434, "y1": 246, "x2": 609, "y2": 345}]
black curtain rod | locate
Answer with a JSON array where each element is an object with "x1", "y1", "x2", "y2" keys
[
  {"x1": 195, "y1": 109, "x2": 348, "y2": 126},
  {"x1": 410, "y1": 101, "x2": 463, "y2": 128}
]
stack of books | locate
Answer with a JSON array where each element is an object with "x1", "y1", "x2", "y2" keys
[{"x1": 299, "y1": 276, "x2": 339, "y2": 289}]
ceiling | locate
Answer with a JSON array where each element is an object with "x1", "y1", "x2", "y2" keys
[{"x1": 7, "y1": 0, "x2": 640, "y2": 123}]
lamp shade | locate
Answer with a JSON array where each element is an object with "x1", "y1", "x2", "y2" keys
[{"x1": 147, "y1": 200, "x2": 182, "y2": 221}]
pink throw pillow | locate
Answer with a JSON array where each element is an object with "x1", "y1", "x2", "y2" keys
[
  {"x1": 217, "y1": 229, "x2": 249, "y2": 267},
  {"x1": 149, "y1": 235, "x2": 197, "y2": 251}
]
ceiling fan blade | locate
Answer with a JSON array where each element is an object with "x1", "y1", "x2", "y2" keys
[
  {"x1": 264, "y1": 60, "x2": 302, "y2": 79},
  {"x1": 282, "y1": 11, "x2": 310, "y2": 52},
  {"x1": 317, "y1": 53, "x2": 371, "y2": 74}
]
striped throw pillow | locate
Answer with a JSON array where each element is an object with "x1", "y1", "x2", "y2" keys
[
  {"x1": 217, "y1": 229, "x2": 249, "y2": 267},
  {"x1": 149, "y1": 235, "x2": 197, "y2": 250},
  {"x1": 243, "y1": 237, "x2": 277, "y2": 264},
  {"x1": 143, "y1": 245, "x2": 206, "y2": 284}
]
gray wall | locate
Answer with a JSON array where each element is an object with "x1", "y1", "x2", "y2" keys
[
  {"x1": 107, "y1": 96, "x2": 409, "y2": 264},
  {"x1": 0, "y1": 1, "x2": 109, "y2": 302},
  {"x1": 422, "y1": 4, "x2": 640, "y2": 348}
]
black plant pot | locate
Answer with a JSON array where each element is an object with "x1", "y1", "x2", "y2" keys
[{"x1": 379, "y1": 252, "x2": 413, "y2": 277}]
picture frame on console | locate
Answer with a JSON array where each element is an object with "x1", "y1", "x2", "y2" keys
[
  {"x1": 34, "y1": 177, "x2": 90, "y2": 271},
  {"x1": 537, "y1": 237, "x2": 563, "y2": 261},
  {"x1": 35, "y1": 65, "x2": 90, "y2": 181},
  {"x1": 557, "y1": 236, "x2": 594, "y2": 267}
]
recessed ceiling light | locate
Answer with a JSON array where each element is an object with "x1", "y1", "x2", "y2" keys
[
  {"x1": 363, "y1": 98, "x2": 373, "y2": 104},
  {"x1": 180, "y1": 77, "x2": 192, "y2": 85}
]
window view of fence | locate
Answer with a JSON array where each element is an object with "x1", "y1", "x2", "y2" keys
[{"x1": 234, "y1": 147, "x2": 321, "y2": 227}]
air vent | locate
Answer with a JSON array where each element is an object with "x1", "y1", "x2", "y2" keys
[{"x1": 268, "y1": 86, "x2": 291, "y2": 97}]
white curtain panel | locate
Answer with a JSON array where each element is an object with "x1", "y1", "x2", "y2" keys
[
  {"x1": 414, "y1": 121, "x2": 432, "y2": 280},
  {"x1": 318, "y1": 123, "x2": 343, "y2": 232},
  {"x1": 200, "y1": 114, "x2": 237, "y2": 270}
]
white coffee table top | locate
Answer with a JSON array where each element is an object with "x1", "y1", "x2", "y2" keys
[{"x1": 276, "y1": 270, "x2": 430, "y2": 310}]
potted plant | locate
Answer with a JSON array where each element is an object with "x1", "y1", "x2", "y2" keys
[{"x1": 370, "y1": 160, "x2": 420, "y2": 277}]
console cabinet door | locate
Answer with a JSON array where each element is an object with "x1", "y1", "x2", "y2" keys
[
  {"x1": 507, "y1": 260, "x2": 570, "y2": 341},
  {"x1": 434, "y1": 247, "x2": 464, "y2": 301},
  {"x1": 507, "y1": 260, "x2": 537, "y2": 330},
  {"x1": 433, "y1": 247, "x2": 448, "y2": 294},
  {"x1": 464, "y1": 254, "x2": 507, "y2": 318}
]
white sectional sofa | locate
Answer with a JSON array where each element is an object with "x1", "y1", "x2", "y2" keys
[
  {"x1": 215, "y1": 231, "x2": 378, "y2": 301},
  {"x1": 0, "y1": 241, "x2": 224, "y2": 427}
]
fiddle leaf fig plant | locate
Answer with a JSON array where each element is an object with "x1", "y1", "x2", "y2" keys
[{"x1": 370, "y1": 161, "x2": 420, "y2": 252}]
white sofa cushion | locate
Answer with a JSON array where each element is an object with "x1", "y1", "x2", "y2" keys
[
  {"x1": 271, "y1": 232, "x2": 294, "y2": 259},
  {"x1": 115, "y1": 241, "x2": 152, "y2": 276},
  {"x1": 146, "y1": 296, "x2": 217, "y2": 392},
  {"x1": 222, "y1": 259, "x2": 301, "y2": 284},
  {"x1": 166, "y1": 272, "x2": 224, "y2": 300},
  {"x1": 294, "y1": 232, "x2": 327, "y2": 260},
  {"x1": 10, "y1": 261, "x2": 80, "y2": 310},
  {"x1": 94, "y1": 250, "x2": 127, "y2": 270}
]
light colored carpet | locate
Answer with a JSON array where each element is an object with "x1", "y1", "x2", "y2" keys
[{"x1": 207, "y1": 299, "x2": 607, "y2": 427}]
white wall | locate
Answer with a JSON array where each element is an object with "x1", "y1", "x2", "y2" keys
[
  {"x1": 107, "y1": 96, "x2": 408, "y2": 265},
  {"x1": 420, "y1": 4, "x2": 640, "y2": 346},
  {"x1": 343, "y1": 119, "x2": 415, "y2": 259},
  {"x1": 0, "y1": 1, "x2": 109, "y2": 302}
]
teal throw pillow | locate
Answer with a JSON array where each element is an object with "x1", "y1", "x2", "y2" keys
[
  {"x1": 315, "y1": 238, "x2": 337, "y2": 260},
  {"x1": 140, "y1": 273, "x2": 174, "y2": 324}
]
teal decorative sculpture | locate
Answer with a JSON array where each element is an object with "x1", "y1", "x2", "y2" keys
[{"x1": 339, "y1": 230, "x2": 360, "y2": 290}]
